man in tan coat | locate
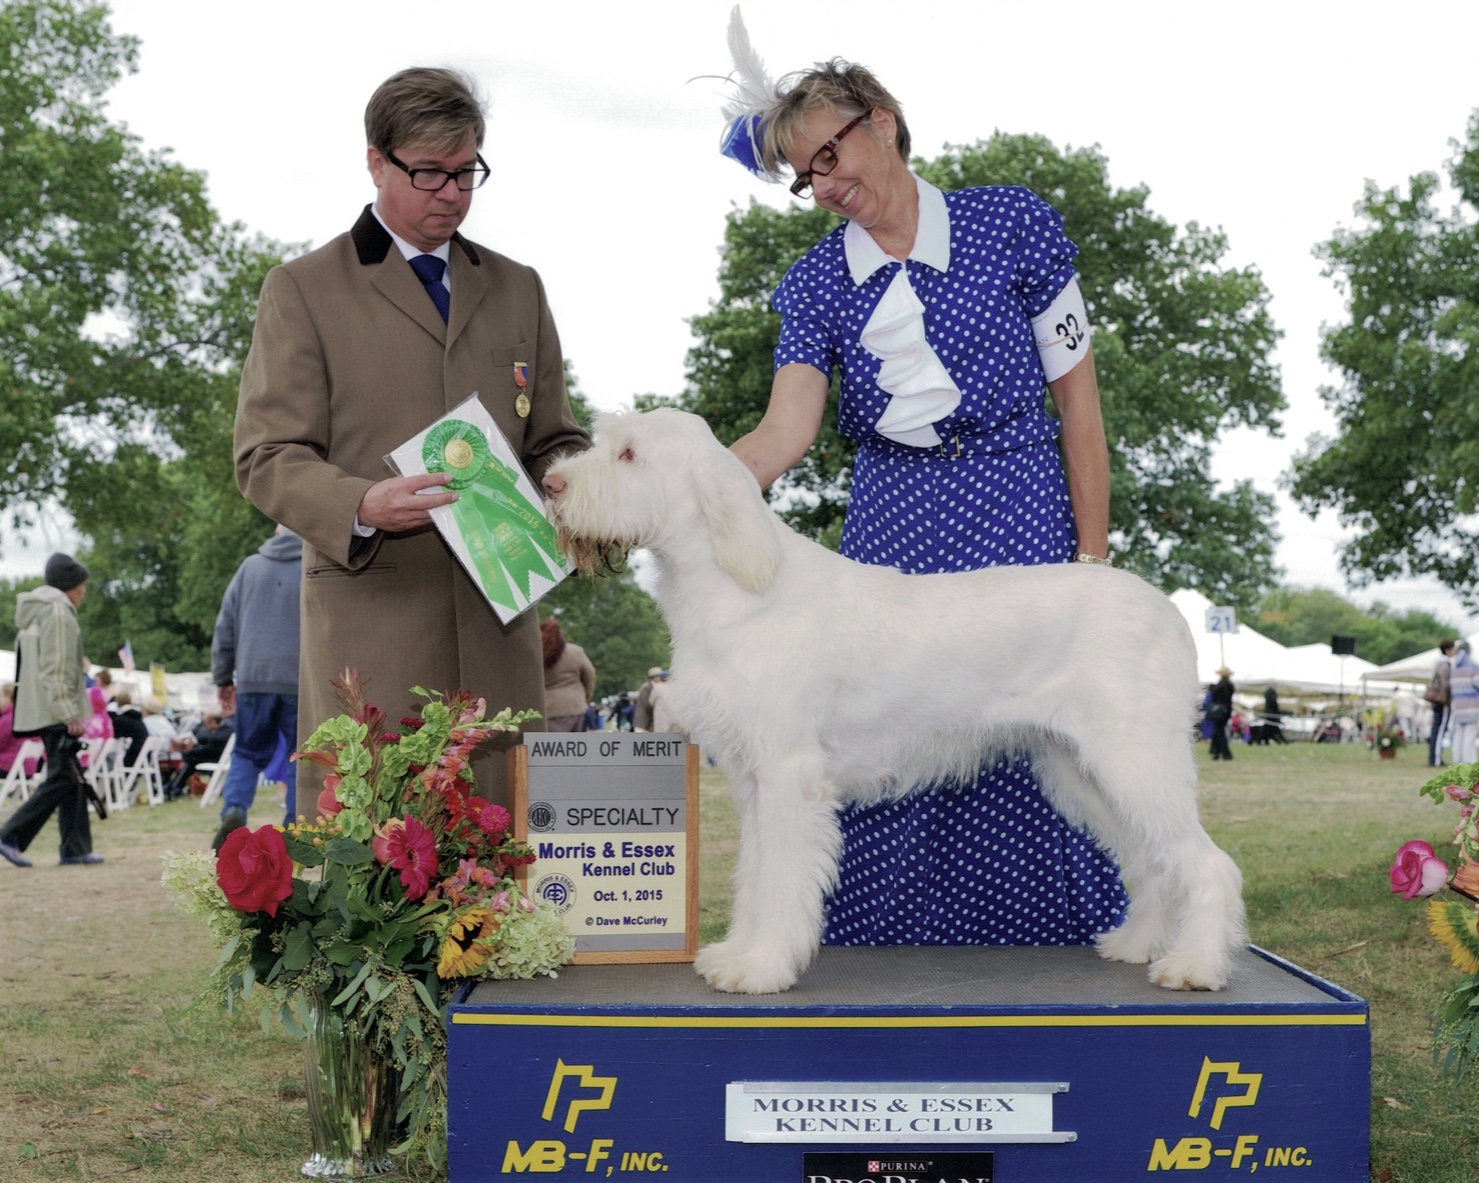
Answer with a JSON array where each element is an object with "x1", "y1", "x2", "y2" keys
[{"x1": 235, "y1": 68, "x2": 587, "y2": 803}]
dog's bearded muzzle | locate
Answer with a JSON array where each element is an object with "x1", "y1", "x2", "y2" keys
[{"x1": 554, "y1": 525, "x2": 626, "y2": 577}]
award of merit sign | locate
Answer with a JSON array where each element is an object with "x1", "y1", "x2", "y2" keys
[{"x1": 509, "y1": 732, "x2": 699, "y2": 963}]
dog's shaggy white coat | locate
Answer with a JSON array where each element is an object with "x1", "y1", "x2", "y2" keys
[{"x1": 543, "y1": 409, "x2": 1244, "y2": 994}]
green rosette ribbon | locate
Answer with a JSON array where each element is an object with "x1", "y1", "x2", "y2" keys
[{"x1": 422, "y1": 419, "x2": 564, "y2": 613}]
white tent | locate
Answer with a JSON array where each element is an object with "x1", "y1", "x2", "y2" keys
[
  {"x1": 0, "y1": 649, "x2": 13, "y2": 684},
  {"x1": 1364, "y1": 631, "x2": 1479, "y2": 683},
  {"x1": 1170, "y1": 589, "x2": 1298, "y2": 688},
  {"x1": 1168, "y1": 589, "x2": 1383, "y2": 695}
]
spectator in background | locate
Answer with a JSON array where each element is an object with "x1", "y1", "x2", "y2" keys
[
  {"x1": 110, "y1": 692, "x2": 151, "y2": 767},
  {"x1": 634, "y1": 668, "x2": 662, "y2": 732},
  {"x1": 0, "y1": 553, "x2": 100, "y2": 867},
  {"x1": 1208, "y1": 668, "x2": 1236, "y2": 761},
  {"x1": 1427, "y1": 639, "x2": 1456, "y2": 767},
  {"x1": 141, "y1": 699, "x2": 175, "y2": 739},
  {"x1": 614, "y1": 693, "x2": 635, "y2": 731},
  {"x1": 1448, "y1": 641, "x2": 1479, "y2": 766},
  {"x1": 540, "y1": 618, "x2": 596, "y2": 733},
  {"x1": 81, "y1": 685, "x2": 113, "y2": 746},
  {"x1": 649, "y1": 670, "x2": 681, "y2": 734},
  {"x1": 165, "y1": 711, "x2": 234, "y2": 800},
  {"x1": 0, "y1": 682, "x2": 41, "y2": 778},
  {"x1": 210, "y1": 527, "x2": 303, "y2": 850}
]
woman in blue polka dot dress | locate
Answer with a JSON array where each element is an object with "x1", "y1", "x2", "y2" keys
[{"x1": 725, "y1": 58, "x2": 1128, "y2": 947}]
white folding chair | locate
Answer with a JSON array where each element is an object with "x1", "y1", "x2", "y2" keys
[
  {"x1": 0, "y1": 738, "x2": 45, "y2": 812},
  {"x1": 118, "y1": 734, "x2": 168, "y2": 808},
  {"x1": 197, "y1": 733, "x2": 237, "y2": 807},
  {"x1": 83, "y1": 737, "x2": 129, "y2": 812}
]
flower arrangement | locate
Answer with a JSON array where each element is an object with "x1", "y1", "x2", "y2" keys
[
  {"x1": 164, "y1": 674, "x2": 574, "y2": 1172},
  {"x1": 1388, "y1": 761, "x2": 1479, "y2": 1081},
  {"x1": 1365, "y1": 708, "x2": 1406, "y2": 752}
]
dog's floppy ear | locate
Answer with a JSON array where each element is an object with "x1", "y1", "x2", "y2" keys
[{"x1": 695, "y1": 448, "x2": 782, "y2": 594}]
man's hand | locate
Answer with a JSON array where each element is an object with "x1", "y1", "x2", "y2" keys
[
  {"x1": 67, "y1": 718, "x2": 85, "y2": 737},
  {"x1": 218, "y1": 684, "x2": 236, "y2": 712},
  {"x1": 357, "y1": 472, "x2": 458, "y2": 533}
]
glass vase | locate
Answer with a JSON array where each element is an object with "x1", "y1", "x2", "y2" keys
[{"x1": 301, "y1": 999, "x2": 401, "y2": 1178}]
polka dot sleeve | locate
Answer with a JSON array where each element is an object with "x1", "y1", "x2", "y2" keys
[
  {"x1": 1008, "y1": 186, "x2": 1079, "y2": 318},
  {"x1": 772, "y1": 234, "x2": 845, "y2": 378}
]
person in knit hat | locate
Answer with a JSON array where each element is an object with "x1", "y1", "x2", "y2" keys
[{"x1": 0, "y1": 553, "x2": 102, "y2": 867}]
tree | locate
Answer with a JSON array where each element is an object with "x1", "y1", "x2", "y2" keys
[
  {"x1": 680, "y1": 135, "x2": 1287, "y2": 602},
  {"x1": 1253, "y1": 586, "x2": 1461, "y2": 667},
  {"x1": 0, "y1": 0, "x2": 286, "y2": 669},
  {"x1": 1290, "y1": 111, "x2": 1479, "y2": 609}
]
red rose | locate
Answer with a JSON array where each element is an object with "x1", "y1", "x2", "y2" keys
[{"x1": 217, "y1": 825, "x2": 295, "y2": 917}]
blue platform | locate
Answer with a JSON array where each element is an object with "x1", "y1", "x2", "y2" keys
[{"x1": 447, "y1": 945, "x2": 1368, "y2": 1182}]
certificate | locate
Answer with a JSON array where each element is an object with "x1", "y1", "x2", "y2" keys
[{"x1": 386, "y1": 393, "x2": 570, "y2": 623}]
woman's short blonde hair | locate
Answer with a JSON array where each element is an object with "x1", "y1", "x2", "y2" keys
[
  {"x1": 365, "y1": 67, "x2": 486, "y2": 155},
  {"x1": 760, "y1": 58, "x2": 910, "y2": 177}
]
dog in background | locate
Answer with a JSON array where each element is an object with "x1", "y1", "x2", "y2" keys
[{"x1": 542, "y1": 409, "x2": 1245, "y2": 995}]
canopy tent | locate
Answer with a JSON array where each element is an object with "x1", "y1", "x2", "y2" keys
[
  {"x1": 1363, "y1": 631, "x2": 1479, "y2": 683},
  {"x1": 1168, "y1": 589, "x2": 1382, "y2": 695},
  {"x1": 0, "y1": 649, "x2": 13, "y2": 685}
]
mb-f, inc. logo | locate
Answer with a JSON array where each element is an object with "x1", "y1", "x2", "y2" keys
[
  {"x1": 501, "y1": 1058, "x2": 670, "y2": 1174},
  {"x1": 1147, "y1": 1056, "x2": 1265, "y2": 1172}
]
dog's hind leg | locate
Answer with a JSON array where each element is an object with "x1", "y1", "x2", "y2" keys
[
  {"x1": 694, "y1": 754, "x2": 842, "y2": 994},
  {"x1": 1146, "y1": 834, "x2": 1244, "y2": 991},
  {"x1": 1052, "y1": 737, "x2": 1244, "y2": 990},
  {"x1": 1031, "y1": 742, "x2": 1168, "y2": 966}
]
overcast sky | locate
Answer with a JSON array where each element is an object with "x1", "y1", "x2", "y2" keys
[{"x1": 10, "y1": 0, "x2": 1479, "y2": 632}]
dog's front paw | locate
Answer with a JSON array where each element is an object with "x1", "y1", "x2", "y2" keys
[
  {"x1": 694, "y1": 940, "x2": 800, "y2": 994},
  {"x1": 1094, "y1": 919, "x2": 1159, "y2": 966},
  {"x1": 1148, "y1": 951, "x2": 1228, "y2": 992}
]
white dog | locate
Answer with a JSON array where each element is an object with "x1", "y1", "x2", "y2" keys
[{"x1": 542, "y1": 409, "x2": 1244, "y2": 995}]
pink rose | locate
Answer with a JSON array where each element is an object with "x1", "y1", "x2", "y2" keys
[
  {"x1": 1389, "y1": 840, "x2": 1449, "y2": 899},
  {"x1": 216, "y1": 826, "x2": 295, "y2": 917},
  {"x1": 316, "y1": 786, "x2": 343, "y2": 819}
]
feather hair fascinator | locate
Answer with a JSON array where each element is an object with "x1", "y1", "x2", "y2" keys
[{"x1": 719, "y1": 6, "x2": 781, "y2": 182}]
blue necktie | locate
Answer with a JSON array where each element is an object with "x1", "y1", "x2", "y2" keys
[{"x1": 409, "y1": 253, "x2": 450, "y2": 322}]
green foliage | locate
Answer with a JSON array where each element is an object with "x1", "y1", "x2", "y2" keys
[
  {"x1": 0, "y1": 0, "x2": 287, "y2": 670},
  {"x1": 540, "y1": 568, "x2": 670, "y2": 698},
  {"x1": 1253, "y1": 586, "x2": 1462, "y2": 666},
  {"x1": 0, "y1": 575, "x2": 44, "y2": 650},
  {"x1": 679, "y1": 134, "x2": 1286, "y2": 603},
  {"x1": 1291, "y1": 109, "x2": 1479, "y2": 608}
]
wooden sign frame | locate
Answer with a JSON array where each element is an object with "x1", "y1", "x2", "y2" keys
[{"x1": 509, "y1": 736, "x2": 700, "y2": 964}]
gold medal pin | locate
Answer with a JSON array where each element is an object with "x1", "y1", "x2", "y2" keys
[{"x1": 513, "y1": 362, "x2": 531, "y2": 418}]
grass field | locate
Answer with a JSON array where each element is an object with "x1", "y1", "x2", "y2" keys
[{"x1": 1, "y1": 741, "x2": 1475, "y2": 1181}]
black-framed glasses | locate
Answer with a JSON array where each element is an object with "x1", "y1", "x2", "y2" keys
[
  {"x1": 789, "y1": 111, "x2": 871, "y2": 197},
  {"x1": 386, "y1": 149, "x2": 491, "y2": 192}
]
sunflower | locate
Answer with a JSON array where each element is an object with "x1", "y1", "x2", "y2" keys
[
  {"x1": 438, "y1": 907, "x2": 499, "y2": 977},
  {"x1": 1427, "y1": 898, "x2": 1479, "y2": 975}
]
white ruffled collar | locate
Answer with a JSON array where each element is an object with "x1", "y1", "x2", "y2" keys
[{"x1": 844, "y1": 173, "x2": 951, "y2": 286}]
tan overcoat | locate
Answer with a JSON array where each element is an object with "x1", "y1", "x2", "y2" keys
[{"x1": 235, "y1": 207, "x2": 588, "y2": 803}]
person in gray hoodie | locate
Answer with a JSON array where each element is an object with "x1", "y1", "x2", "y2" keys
[
  {"x1": 210, "y1": 527, "x2": 302, "y2": 849},
  {"x1": 0, "y1": 553, "x2": 100, "y2": 867}
]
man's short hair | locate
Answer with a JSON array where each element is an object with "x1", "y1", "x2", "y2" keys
[{"x1": 365, "y1": 67, "x2": 486, "y2": 154}]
